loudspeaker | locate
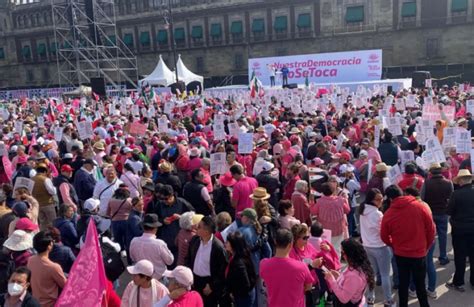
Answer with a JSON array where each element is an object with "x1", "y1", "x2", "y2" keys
[
  {"x1": 283, "y1": 83, "x2": 298, "y2": 89},
  {"x1": 90, "y1": 77, "x2": 106, "y2": 96},
  {"x1": 412, "y1": 71, "x2": 431, "y2": 88},
  {"x1": 387, "y1": 86, "x2": 393, "y2": 94}
]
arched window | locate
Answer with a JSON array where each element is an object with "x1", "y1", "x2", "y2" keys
[
  {"x1": 44, "y1": 12, "x2": 49, "y2": 25},
  {"x1": 17, "y1": 16, "x2": 22, "y2": 28},
  {"x1": 22, "y1": 15, "x2": 28, "y2": 28},
  {"x1": 30, "y1": 15, "x2": 35, "y2": 27}
]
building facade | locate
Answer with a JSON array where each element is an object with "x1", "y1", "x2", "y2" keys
[{"x1": 0, "y1": 0, "x2": 473, "y2": 89}]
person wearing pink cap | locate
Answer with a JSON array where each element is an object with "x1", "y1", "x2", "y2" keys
[
  {"x1": 121, "y1": 259, "x2": 169, "y2": 307},
  {"x1": 154, "y1": 266, "x2": 203, "y2": 307}
]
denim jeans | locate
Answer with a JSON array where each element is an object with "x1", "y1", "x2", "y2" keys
[
  {"x1": 234, "y1": 288, "x2": 256, "y2": 307},
  {"x1": 432, "y1": 214, "x2": 449, "y2": 261},
  {"x1": 347, "y1": 206, "x2": 357, "y2": 237},
  {"x1": 410, "y1": 242, "x2": 436, "y2": 292},
  {"x1": 365, "y1": 246, "x2": 393, "y2": 302},
  {"x1": 111, "y1": 220, "x2": 127, "y2": 251}
]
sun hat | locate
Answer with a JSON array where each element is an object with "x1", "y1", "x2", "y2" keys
[
  {"x1": 3, "y1": 230, "x2": 33, "y2": 251},
  {"x1": 143, "y1": 214, "x2": 162, "y2": 228},
  {"x1": 15, "y1": 217, "x2": 39, "y2": 232},
  {"x1": 83, "y1": 198, "x2": 100, "y2": 212},
  {"x1": 192, "y1": 214, "x2": 204, "y2": 226},
  {"x1": 288, "y1": 127, "x2": 301, "y2": 134},
  {"x1": 219, "y1": 172, "x2": 237, "y2": 187},
  {"x1": 429, "y1": 162, "x2": 442, "y2": 171},
  {"x1": 256, "y1": 138, "x2": 269, "y2": 147},
  {"x1": 127, "y1": 260, "x2": 154, "y2": 277},
  {"x1": 453, "y1": 169, "x2": 473, "y2": 184},
  {"x1": 241, "y1": 208, "x2": 258, "y2": 221},
  {"x1": 93, "y1": 142, "x2": 105, "y2": 151},
  {"x1": 35, "y1": 152, "x2": 47, "y2": 160},
  {"x1": 376, "y1": 163, "x2": 389, "y2": 172},
  {"x1": 249, "y1": 187, "x2": 270, "y2": 200},
  {"x1": 163, "y1": 266, "x2": 194, "y2": 288}
]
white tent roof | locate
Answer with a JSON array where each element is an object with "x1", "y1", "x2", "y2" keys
[
  {"x1": 139, "y1": 55, "x2": 177, "y2": 87},
  {"x1": 176, "y1": 54, "x2": 204, "y2": 86}
]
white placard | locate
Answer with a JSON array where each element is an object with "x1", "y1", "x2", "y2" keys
[
  {"x1": 400, "y1": 150, "x2": 415, "y2": 171},
  {"x1": 264, "y1": 123, "x2": 275, "y2": 137},
  {"x1": 374, "y1": 125, "x2": 381, "y2": 148},
  {"x1": 367, "y1": 159, "x2": 373, "y2": 183},
  {"x1": 14, "y1": 177, "x2": 35, "y2": 193},
  {"x1": 442, "y1": 127, "x2": 456, "y2": 149},
  {"x1": 158, "y1": 117, "x2": 169, "y2": 133},
  {"x1": 54, "y1": 127, "x2": 63, "y2": 142},
  {"x1": 76, "y1": 121, "x2": 93, "y2": 140},
  {"x1": 1, "y1": 109, "x2": 9, "y2": 121},
  {"x1": 425, "y1": 79, "x2": 432, "y2": 88},
  {"x1": 228, "y1": 122, "x2": 240, "y2": 138},
  {"x1": 238, "y1": 133, "x2": 254, "y2": 154},
  {"x1": 213, "y1": 123, "x2": 226, "y2": 141},
  {"x1": 471, "y1": 149, "x2": 474, "y2": 177},
  {"x1": 132, "y1": 105, "x2": 140, "y2": 116},
  {"x1": 406, "y1": 95, "x2": 416, "y2": 108},
  {"x1": 210, "y1": 152, "x2": 227, "y2": 176},
  {"x1": 466, "y1": 100, "x2": 474, "y2": 115},
  {"x1": 387, "y1": 117, "x2": 402, "y2": 136},
  {"x1": 395, "y1": 98, "x2": 405, "y2": 111},
  {"x1": 37, "y1": 117, "x2": 45, "y2": 127},
  {"x1": 456, "y1": 129, "x2": 471, "y2": 154},
  {"x1": 425, "y1": 137, "x2": 446, "y2": 163},
  {"x1": 388, "y1": 164, "x2": 402, "y2": 185},
  {"x1": 14, "y1": 121, "x2": 23, "y2": 133}
]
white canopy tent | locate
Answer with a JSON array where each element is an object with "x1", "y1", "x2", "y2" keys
[
  {"x1": 176, "y1": 54, "x2": 204, "y2": 87},
  {"x1": 139, "y1": 55, "x2": 177, "y2": 87}
]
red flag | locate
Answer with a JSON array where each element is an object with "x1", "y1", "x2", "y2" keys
[
  {"x1": 93, "y1": 92, "x2": 100, "y2": 101},
  {"x1": 55, "y1": 219, "x2": 107, "y2": 307}
]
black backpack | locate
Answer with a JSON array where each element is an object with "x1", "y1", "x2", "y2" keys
[
  {"x1": 0, "y1": 253, "x2": 15, "y2": 295},
  {"x1": 99, "y1": 237, "x2": 125, "y2": 282}
]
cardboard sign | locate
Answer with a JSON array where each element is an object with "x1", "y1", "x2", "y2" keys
[
  {"x1": 238, "y1": 133, "x2": 253, "y2": 154},
  {"x1": 14, "y1": 177, "x2": 35, "y2": 193},
  {"x1": 210, "y1": 152, "x2": 227, "y2": 176},
  {"x1": 76, "y1": 121, "x2": 93, "y2": 140},
  {"x1": 129, "y1": 122, "x2": 147, "y2": 135}
]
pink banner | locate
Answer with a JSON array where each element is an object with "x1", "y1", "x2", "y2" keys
[{"x1": 55, "y1": 219, "x2": 107, "y2": 307}]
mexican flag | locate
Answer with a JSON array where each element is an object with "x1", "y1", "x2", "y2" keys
[{"x1": 250, "y1": 72, "x2": 264, "y2": 99}]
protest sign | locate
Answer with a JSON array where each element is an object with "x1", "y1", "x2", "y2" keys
[
  {"x1": 422, "y1": 104, "x2": 440, "y2": 121},
  {"x1": 467, "y1": 100, "x2": 474, "y2": 115},
  {"x1": 0, "y1": 143, "x2": 6, "y2": 156},
  {"x1": 129, "y1": 122, "x2": 148, "y2": 135},
  {"x1": 228, "y1": 122, "x2": 240, "y2": 138},
  {"x1": 406, "y1": 95, "x2": 416, "y2": 108},
  {"x1": 425, "y1": 79, "x2": 432, "y2": 88},
  {"x1": 238, "y1": 133, "x2": 254, "y2": 154},
  {"x1": 386, "y1": 117, "x2": 402, "y2": 136},
  {"x1": 374, "y1": 125, "x2": 381, "y2": 148},
  {"x1": 210, "y1": 152, "x2": 227, "y2": 176},
  {"x1": 76, "y1": 121, "x2": 93, "y2": 140},
  {"x1": 14, "y1": 121, "x2": 23, "y2": 133},
  {"x1": 13, "y1": 177, "x2": 35, "y2": 193},
  {"x1": 400, "y1": 150, "x2": 415, "y2": 171},
  {"x1": 442, "y1": 127, "x2": 456, "y2": 149},
  {"x1": 213, "y1": 122, "x2": 226, "y2": 141},
  {"x1": 367, "y1": 159, "x2": 373, "y2": 183},
  {"x1": 425, "y1": 137, "x2": 446, "y2": 163},
  {"x1": 387, "y1": 164, "x2": 402, "y2": 185},
  {"x1": 394, "y1": 98, "x2": 405, "y2": 111},
  {"x1": 37, "y1": 116, "x2": 44, "y2": 127},
  {"x1": 54, "y1": 127, "x2": 63, "y2": 142},
  {"x1": 456, "y1": 129, "x2": 471, "y2": 154},
  {"x1": 158, "y1": 117, "x2": 169, "y2": 133},
  {"x1": 131, "y1": 105, "x2": 140, "y2": 116}
]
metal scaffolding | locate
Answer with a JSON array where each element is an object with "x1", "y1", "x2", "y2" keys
[{"x1": 51, "y1": 0, "x2": 138, "y2": 90}]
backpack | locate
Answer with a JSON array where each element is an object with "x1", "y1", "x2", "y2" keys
[
  {"x1": 0, "y1": 253, "x2": 15, "y2": 295},
  {"x1": 100, "y1": 237, "x2": 125, "y2": 281}
]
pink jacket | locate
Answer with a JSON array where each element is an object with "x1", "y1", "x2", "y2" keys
[
  {"x1": 310, "y1": 195, "x2": 350, "y2": 237},
  {"x1": 326, "y1": 267, "x2": 367, "y2": 306}
]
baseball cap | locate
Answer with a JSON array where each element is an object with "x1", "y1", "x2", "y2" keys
[
  {"x1": 61, "y1": 164, "x2": 74, "y2": 173},
  {"x1": 261, "y1": 161, "x2": 275, "y2": 172},
  {"x1": 127, "y1": 260, "x2": 154, "y2": 277},
  {"x1": 83, "y1": 198, "x2": 100, "y2": 212},
  {"x1": 63, "y1": 153, "x2": 74, "y2": 159},
  {"x1": 123, "y1": 147, "x2": 132, "y2": 154},
  {"x1": 12, "y1": 202, "x2": 29, "y2": 218},
  {"x1": 163, "y1": 266, "x2": 194, "y2": 289}
]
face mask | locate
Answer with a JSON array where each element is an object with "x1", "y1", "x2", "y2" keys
[{"x1": 8, "y1": 282, "x2": 24, "y2": 296}]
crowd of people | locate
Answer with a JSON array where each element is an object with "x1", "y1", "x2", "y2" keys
[{"x1": 0, "y1": 82, "x2": 473, "y2": 307}]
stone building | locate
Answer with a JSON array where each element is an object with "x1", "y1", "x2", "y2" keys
[{"x1": 0, "y1": 0, "x2": 473, "y2": 89}]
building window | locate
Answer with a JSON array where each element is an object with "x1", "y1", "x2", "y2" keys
[
  {"x1": 42, "y1": 68, "x2": 49, "y2": 80},
  {"x1": 139, "y1": 32, "x2": 151, "y2": 49},
  {"x1": 191, "y1": 25, "x2": 203, "y2": 45},
  {"x1": 210, "y1": 23, "x2": 222, "y2": 43},
  {"x1": 157, "y1": 30, "x2": 168, "y2": 47},
  {"x1": 345, "y1": 6, "x2": 364, "y2": 23},
  {"x1": 426, "y1": 38, "x2": 439, "y2": 58},
  {"x1": 401, "y1": 1, "x2": 416, "y2": 17},
  {"x1": 230, "y1": 21, "x2": 243, "y2": 43},
  {"x1": 196, "y1": 56, "x2": 204, "y2": 73},
  {"x1": 123, "y1": 33, "x2": 134, "y2": 48},
  {"x1": 22, "y1": 46, "x2": 31, "y2": 61},
  {"x1": 0, "y1": 48, "x2": 5, "y2": 60},
  {"x1": 274, "y1": 16, "x2": 288, "y2": 38},
  {"x1": 27, "y1": 70, "x2": 34, "y2": 82},
  {"x1": 297, "y1": 13, "x2": 311, "y2": 36},
  {"x1": 49, "y1": 42, "x2": 58, "y2": 56},
  {"x1": 174, "y1": 28, "x2": 185, "y2": 47},
  {"x1": 452, "y1": 0, "x2": 468, "y2": 12},
  {"x1": 252, "y1": 18, "x2": 265, "y2": 40},
  {"x1": 37, "y1": 43, "x2": 47, "y2": 60},
  {"x1": 106, "y1": 35, "x2": 116, "y2": 46},
  {"x1": 234, "y1": 53, "x2": 243, "y2": 70}
]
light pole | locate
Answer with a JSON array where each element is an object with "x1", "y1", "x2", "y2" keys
[{"x1": 166, "y1": 0, "x2": 179, "y2": 84}]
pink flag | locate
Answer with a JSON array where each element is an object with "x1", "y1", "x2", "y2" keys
[
  {"x1": 72, "y1": 99, "x2": 80, "y2": 109},
  {"x1": 2, "y1": 156, "x2": 13, "y2": 182},
  {"x1": 55, "y1": 219, "x2": 107, "y2": 307}
]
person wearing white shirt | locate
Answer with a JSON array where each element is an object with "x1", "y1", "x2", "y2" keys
[
  {"x1": 359, "y1": 189, "x2": 394, "y2": 306},
  {"x1": 93, "y1": 167, "x2": 123, "y2": 215}
]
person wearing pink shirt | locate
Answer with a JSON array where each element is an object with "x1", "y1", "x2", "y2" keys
[
  {"x1": 361, "y1": 138, "x2": 381, "y2": 164},
  {"x1": 230, "y1": 164, "x2": 258, "y2": 219},
  {"x1": 260, "y1": 228, "x2": 314, "y2": 307},
  {"x1": 154, "y1": 266, "x2": 204, "y2": 307},
  {"x1": 324, "y1": 238, "x2": 374, "y2": 307},
  {"x1": 188, "y1": 148, "x2": 203, "y2": 172}
]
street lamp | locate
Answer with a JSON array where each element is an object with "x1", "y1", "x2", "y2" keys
[{"x1": 165, "y1": 0, "x2": 179, "y2": 84}]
